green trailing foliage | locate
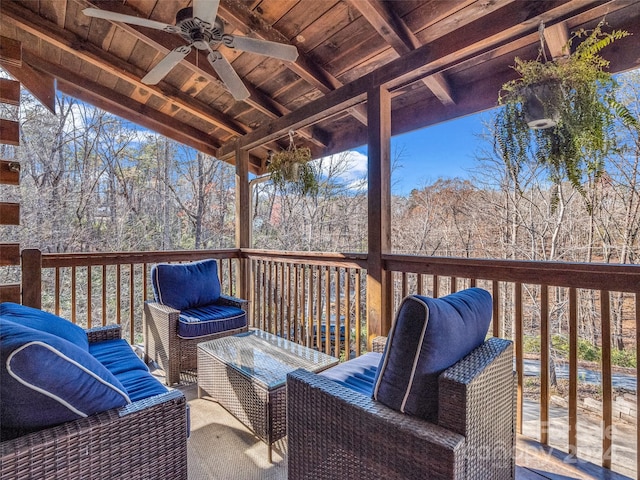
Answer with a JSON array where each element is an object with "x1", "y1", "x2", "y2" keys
[
  {"x1": 494, "y1": 21, "x2": 635, "y2": 211},
  {"x1": 267, "y1": 137, "x2": 320, "y2": 197}
]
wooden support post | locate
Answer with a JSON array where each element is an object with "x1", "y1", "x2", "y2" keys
[
  {"x1": 366, "y1": 85, "x2": 392, "y2": 345},
  {"x1": 21, "y1": 248, "x2": 41, "y2": 308},
  {"x1": 235, "y1": 146, "x2": 251, "y2": 315}
]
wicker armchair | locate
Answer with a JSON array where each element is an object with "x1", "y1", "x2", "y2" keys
[
  {"x1": 287, "y1": 337, "x2": 515, "y2": 480},
  {"x1": 145, "y1": 297, "x2": 248, "y2": 385},
  {"x1": 1, "y1": 325, "x2": 188, "y2": 480},
  {"x1": 144, "y1": 259, "x2": 248, "y2": 385}
]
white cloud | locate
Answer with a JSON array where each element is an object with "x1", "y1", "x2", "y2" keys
[{"x1": 317, "y1": 150, "x2": 368, "y2": 190}]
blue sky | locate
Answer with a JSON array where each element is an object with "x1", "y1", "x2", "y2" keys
[{"x1": 351, "y1": 111, "x2": 493, "y2": 196}]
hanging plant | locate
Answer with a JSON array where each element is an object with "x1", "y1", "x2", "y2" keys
[
  {"x1": 267, "y1": 130, "x2": 320, "y2": 196},
  {"x1": 494, "y1": 20, "x2": 635, "y2": 207}
]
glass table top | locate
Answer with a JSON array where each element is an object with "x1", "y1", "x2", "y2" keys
[{"x1": 198, "y1": 329, "x2": 339, "y2": 389}]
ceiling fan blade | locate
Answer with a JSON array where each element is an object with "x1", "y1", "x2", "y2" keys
[
  {"x1": 226, "y1": 36, "x2": 299, "y2": 62},
  {"x1": 142, "y1": 45, "x2": 192, "y2": 85},
  {"x1": 207, "y1": 50, "x2": 250, "y2": 101},
  {"x1": 83, "y1": 8, "x2": 180, "y2": 33},
  {"x1": 193, "y1": 0, "x2": 220, "y2": 27}
]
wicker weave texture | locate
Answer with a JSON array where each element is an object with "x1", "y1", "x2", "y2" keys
[
  {"x1": 1, "y1": 327, "x2": 188, "y2": 480},
  {"x1": 197, "y1": 346, "x2": 287, "y2": 444},
  {"x1": 144, "y1": 301, "x2": 248, "y2": 386},
  {"x1": 287, "y1": 337, "x2": 515, "y2": 480},
  {"x1": 197, "y1": 330, "x2": 338, "y2": 454}
]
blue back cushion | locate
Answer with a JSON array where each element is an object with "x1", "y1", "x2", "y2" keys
[
  {"x1": 0, "y1": 318, "x2": 130, "y2": 435},
  {"x1": 0, "y1": 302, "x2": 89, "y2": 350},
  {"x1": 373, "y1": 288, "x2": 492, "y2": 422},
  {"x1": 152, "y1": 259, "x2": 221, "y2": 310}
]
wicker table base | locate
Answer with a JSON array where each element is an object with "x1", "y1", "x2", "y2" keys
[{"x1": 197, "y1": 329, "x2": 338, "y2": 462}]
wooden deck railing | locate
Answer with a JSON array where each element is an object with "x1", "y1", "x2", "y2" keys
[
  {"x1": 20, "y1": 249, "x2": 241, "y2": 344},
  {"x1": 18, "y1": 248, "x2": 639, "y2": 476},
  {"x1": 243, "y1": 249, "x2": 368, "y2": 359},
  {"x1": 384, "y1": 254, "x2": 639, "y2": 476}
]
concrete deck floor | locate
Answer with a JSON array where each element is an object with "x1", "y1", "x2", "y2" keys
[{"x1": 158, "y1": 370, "x2": 635, "y2": 480}]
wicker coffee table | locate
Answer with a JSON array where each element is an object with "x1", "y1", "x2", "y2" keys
[{"x1": 197, "y1": 329, "x2": 339, "y2": 462}]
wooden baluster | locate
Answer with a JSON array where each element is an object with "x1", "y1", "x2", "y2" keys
[
  {"x1": 71, "y1": 266, "x2": 77, "y2": 325},
  {"x1": 325, "y1": 266, "x2": 331, "y2": 356},
  {"x1": 335, "y1": 267, "x2": 341, "y2": 359},
  {"x1": 355, "y1": 269, "x2": 362, "y2": 357},
  {"x1": 345, "y1": 268, "x2": 351, "y2": 359},
  {"x1": 540, "y1": 284, "x2": 550, "y2": 445},
  {"x1": 492, "y1": 280, "x2": 501, "y2": 338},
  {"x1": 87, "y1": 266, "x2": 92, "y2": 329},
  {"x1": 130, "y1": 264, "x2": 135, "y2": 344},
  {"x1": 102, "y1": 265, "x2": 107, "y2": 326},
  {"x1": 116, "y1": 264, "x2": 122, "y2": 326},
  {"x1": 600, "y1": 290, "x2": 612, "y2": 469},
  {"x1": 568, "y1": 287, "x2": 578, "y2": 459},
  {"x1": 515, "y1": 282, "x2": 523, "y2": 435}
]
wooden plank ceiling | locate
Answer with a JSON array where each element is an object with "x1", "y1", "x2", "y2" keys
[{"x1": 1, "y1": 0, "x2": 640, "y2": 174}]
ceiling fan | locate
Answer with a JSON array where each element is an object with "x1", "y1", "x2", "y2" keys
[{"x1": 83, "y1": 0, "x2": 299, "y2": 101}]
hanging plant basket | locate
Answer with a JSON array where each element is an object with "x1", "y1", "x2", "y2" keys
[
  {"x1": 521, "y1": 80, "x2": 562, "y2": 129},
  {"x1": 494, "y1": 20, "x2": 634, "y2": 204},
  {"x1": 267, "y1": 131, "x2": 319, "y2": 196}
]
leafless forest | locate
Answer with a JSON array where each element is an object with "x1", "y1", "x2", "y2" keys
[{"x1": 1, "y1": 71, "x2": 638, "y2": 362}]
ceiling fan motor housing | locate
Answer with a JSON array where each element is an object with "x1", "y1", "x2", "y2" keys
[{"x1": 176, "y1": 7, "x2": 224, "y2": 49}]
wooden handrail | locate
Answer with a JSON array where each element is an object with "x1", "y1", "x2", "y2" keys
[{"x1": 19, "y1": 247, "x2": 639, "y2": 475}]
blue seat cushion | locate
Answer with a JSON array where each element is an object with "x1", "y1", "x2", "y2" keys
[
  {"x1": 0, "y1": 319, "x2": 130, "y2": 436},
  {"x1": 113, "y1": 369, "x2": 168, "y2": 402},
  {"x1": 152, "y1": 259, "x2": 221, "y2": 310},
  {"x1": 373, "y1": 288, "x2": 492, "y2": 422},
  {"x1": 320, "y1": 352, "x2": 382, "y2": 396},
  {"x1": 0, "y1": 302, "x2": 89, "y2": 350},
  {"x1": 89, "y1": 339, "x2": 150, "y2": 376},
  {"x1": 177, "y1": 304, "x2": 247, "y2": 339}
]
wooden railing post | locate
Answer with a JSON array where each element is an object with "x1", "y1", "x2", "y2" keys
[{"x1": 21, "y1": 248, "x2": 41, "y2": 308}]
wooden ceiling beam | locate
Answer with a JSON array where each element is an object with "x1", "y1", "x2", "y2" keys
[
  {"x1": 218, "y1": 0, "x2": 611, "y2": 159},
  {"x1": 348, "y1": 0, "x2": 455, "y2": 106},
  {"x1": 218, "y1": 0, "x2": 369, "y2": 125},
  {"x1": 544, "y1": 21, "x2": 570, "y2": 59},
  {"x1": 0, "y1": 0, "x2": 248, "y2": 138}
]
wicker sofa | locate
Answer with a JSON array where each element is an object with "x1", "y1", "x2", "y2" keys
[
  {"x1": 1, "y1": 303, "x2": 188, "y2": 480},
  {"x1": 287, "y1": 290, "x2": 515, "y2": 480}
]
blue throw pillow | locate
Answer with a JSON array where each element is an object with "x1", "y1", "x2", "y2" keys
[
  {"x1": 151, "y1": 259, "x2": 221, "y2": 310},
  {"x1": 0, "y1": 302, "x2": 89, "y2": 351},
  {"x1": 0, "y1": 318, "x2": 130, "y2": 434},
  {"x1": 373, "y1": 288, "x2": 492, "y2": 422}
]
